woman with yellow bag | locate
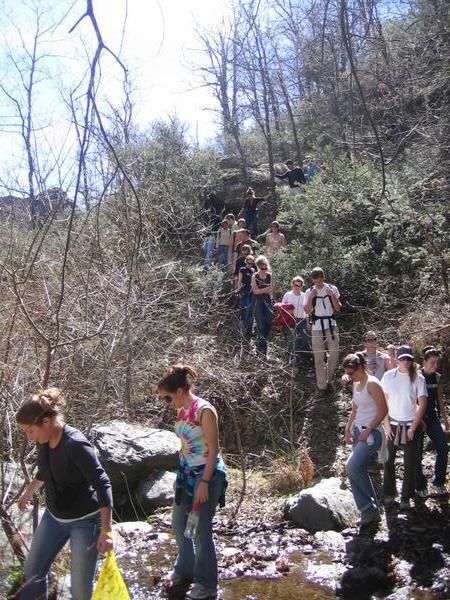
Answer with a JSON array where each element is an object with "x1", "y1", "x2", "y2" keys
[
  {"x1": 157, "y1": 365, "x2": 227, "y2": 600},
  {"x1": 16, "y1": 388, "x2": 114, "y2": 600}
]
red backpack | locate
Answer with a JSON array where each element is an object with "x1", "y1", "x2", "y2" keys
[{"x1": 273, "y1": 302, "x2": 296, "y2": 330}]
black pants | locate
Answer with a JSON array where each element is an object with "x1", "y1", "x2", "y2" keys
[{"x1": 383, "y1": 424, "x2": 419, "y2": 501}]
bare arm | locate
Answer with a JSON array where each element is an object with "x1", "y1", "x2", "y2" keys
[
  {"x1": 344, "y1": 402, "x2": 357, "y2": 444},
  {"x1": 18, "y1": 478, "x2": 44, "y2": 511},
  {"x1": 383, "y1": 392, "x2": 394, "y2": 439},
  {"x1": 251, "y1": 274, "x2": 273, "y2": 295},
  {"x1": 195, "y1": 408, "x2": 219, "y2": 504},
  {"x1": 304, "y1": 289, "x2": 316, "y2": 315},
  {"x1": 236, "y1": 270, "x2": 243, "y2": 291}
]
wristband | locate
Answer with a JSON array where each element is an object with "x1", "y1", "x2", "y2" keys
[
  {"x1": 200, "y1": 479, "x2": 210, "y2": 484},
  {"x1": 100, "y1": 530, "x2": 113, "y2": 539}
]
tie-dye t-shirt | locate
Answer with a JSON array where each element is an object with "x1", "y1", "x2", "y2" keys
[{"x1": 174, "y1": 398, "x2": 217, "y2": 468}]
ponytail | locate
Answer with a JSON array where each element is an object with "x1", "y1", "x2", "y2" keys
[
  {"x1": 16, "y1": 387, "x2": 65, "y2": 426},
  {"x1": 157, "y1": 364, "x2": 197, "y2": 393},
  {"x1": 342, "y1": 352, "x2": 367, "y2": 372}
]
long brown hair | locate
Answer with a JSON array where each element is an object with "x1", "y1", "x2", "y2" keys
[
  {"x1": 16, "y1": 388, "x2": 65, "y2": 425},
  {"x1": 157, "y1": 364, "x2": 197, "y2": 393}
]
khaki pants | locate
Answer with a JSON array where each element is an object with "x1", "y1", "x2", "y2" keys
[{"x1": 311, "y1": 327, "x2": 340, "y2": 390}]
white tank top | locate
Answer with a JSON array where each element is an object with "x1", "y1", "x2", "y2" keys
[{"x1": 353, "y1": 375, "x2": 380, "y2": 427}]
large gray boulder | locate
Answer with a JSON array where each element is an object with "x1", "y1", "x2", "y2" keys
[
  {"x1": 91, "y1": 421, "x2": 180, "y2": 491},
  {"x1": 135, "y1": 470, "x2": 176, "y2": 513},
  {"x1": 285, "y1": 478, "x2": 359, "y2": 533}
]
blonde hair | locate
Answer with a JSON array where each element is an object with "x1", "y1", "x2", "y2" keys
[
  {"x1": 255, "y1": 255, "x2": 270, "y2": 270},
  {"x1": 16, "y1": 387, "x2": 65, "y2": 425}
]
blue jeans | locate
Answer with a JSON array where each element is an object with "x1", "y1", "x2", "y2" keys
[
  {"x1": 345, "y1": 427, "x2": 382, "y2": 511},
  {"x1": 217, "y1": 245, "x2": 229, "y2": 266},
  {"x1": 172, "y1": 472, "x2": 224, "y2": 590},
  {"x1": 244, "y1": 210, "x2": 258, "y2": 238},
  {"x1": 203, "y1": 235, "x2": 215, "y2": 267},
  {"x1": 288, "y1": 319, "x2": 311, "y2": 366},
  {"x1": 253, "y1": 297, "x2": 273, "y2": 355},
  {"x1": 240, "y1": 289, "x2": 253, "y2": 338},
  {"x1": 21, "y1": 509, "x2": 99, "y2": 600},
  {"x1": 416, "y1": 413, "x2": 449, "y2": 489}
]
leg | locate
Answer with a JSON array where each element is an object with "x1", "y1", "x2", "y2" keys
[
  {"x1": 325, "y1": 326, "x2": 340, "y2": 382},
  {"x1": 426, "y1": 416, "x2": 449, "y2": 486},
  {"x1": 311, "y1": 330, "x2": 327, "y2": 390},
  {"x1": 69, "y1": 515, "x2": 100, "y2": 600},
  {"x1": 345, "y1": 430, "x2": 382, "y2": 511},
  {"x1": 296, "y1": 319, "x2": 311, "y2": 367},
  {"x1": 402, "y1": 431, "x2": 419, "y2": 501},
  {"x1": 21, "y1": 510, "x2": 69, "y2": 600},
  {"x1": 415, "y1": 428, "x2": 428, "y2": 491},
  {"x1": 171, "y1": 489, "x2": 195, "y2": 580},
  {"x1": 254, "y1": 300, "x2": 267, "y2": 355},
  {"x1": 193, "y1": 473, "x2": 224, "y2": 590},
  {"x1": 383, "y1": 431, "x2": 398, "y2": 499}
]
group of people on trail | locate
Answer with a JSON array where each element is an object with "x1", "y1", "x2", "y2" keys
[
  {"x1": 344, "y1": 342, "x2": 448, "y2": 526},
  {"x1": 15, "y1": 364, "x2": 226, "y2": 600}
]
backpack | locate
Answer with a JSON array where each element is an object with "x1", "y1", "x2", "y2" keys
[
  {"x1": 308, "y1": 287, "x2": 336, "y2": 339},
  {"x1": 273, "y1": 302, "x2": 296, "y2": 330}
]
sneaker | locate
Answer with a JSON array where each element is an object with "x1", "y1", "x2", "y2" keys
[
  {"x1": 399, "y1": 499, "x2": 412, "y2": 511},
  {"x1": 416, "y1": 488, "x2": 428, "y2": 499},
  {"x1": 431, "y1": 484, "x2": 449, "y2": 497},
  {"x1": 186, "y1": 584, "x2": 218, "y2": 599}
]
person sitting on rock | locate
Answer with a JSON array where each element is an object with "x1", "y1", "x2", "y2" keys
[
  {"x1": 16, "y1": 388, "x2": 113, "y2": 600},
  {"x1": 158, "y1": 365, "x2": 227, "y2": 600},
  {"x1": 343, "y1": 352, "x2": 388, "y2": 526},
  {"x1": 381, "y1": 345, "x2": 428, "y2": 511},
  {"x1": 274, "y1": 159, "x2": 306, "y2": 195},
  {"x1": 238, "y1": 187, "x2": 270, "y2": 238},
  {"x1": 415, "y1": 347, "x2": 449, "y2": 498},
  {"x1": 265, "y1": 221, "x2": 287, "y2": 253}
]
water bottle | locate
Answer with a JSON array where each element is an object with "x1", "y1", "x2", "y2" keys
[{"x1": 184, "y1": 502, "x2": 201, "y2": 539}]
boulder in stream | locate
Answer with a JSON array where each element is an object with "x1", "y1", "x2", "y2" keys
[{"x1": 285, "y1": 477, "x2": 359, "y2": 533}]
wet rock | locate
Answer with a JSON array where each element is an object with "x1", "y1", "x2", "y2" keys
[
  {"x1": 135, "y1": 470, "x2": 176, "y2": 513},
  {"x1": 285, "y1": 477, "x2": 359, "y2": 533},
  {"x1": 91, "y1": 421, "x2": 180, "y2": 490}
]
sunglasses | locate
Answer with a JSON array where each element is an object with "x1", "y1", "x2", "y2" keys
[
  {"x1": 364, "y1": 338, "x2": 377, "y2": 342},
  {"x1": 260, "y1": 266, "x2": 268, "y2": 270},
  {"x1": 293, "y1": 283, "x2": 302, "y2": 288}
]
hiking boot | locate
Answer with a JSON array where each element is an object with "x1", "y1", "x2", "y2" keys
[
  {"x1": 165, "y1": 571, "x2": 193, "y2": 596},
  {"x1": 430, "y1": 484, "x2": 449, "y2": 497},
  {"x1": 185, "y1": 583, "x2": 218, "y2": 599},
  {"x1": 416, "y1": 488, "x2": 428, "y2": 499},
  {"x1": 399, "y1": 499, "x2": 412, "y2": 511},
  {"x1": 359, "y1": 507, "x2": 381, "y2": 525}
]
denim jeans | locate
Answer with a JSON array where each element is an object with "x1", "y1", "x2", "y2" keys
[
  {"x1": 383, "y1": 424, "x2": 419, "y2": 501},
  {"x1": 253, "y1": 297, "x2": 273, "y2": 355},
  {"x1": 203, "y1": 235, "x2": 215, "y2": 267},
  {"x1": 217, "y1": 245, "x2": 229, "y2": 266},
  {"x1": 171, "y1": 472, "x2": 224, "y2": 590},
  {"x1": 244, "y1": 210, "x2": 258, "y2": 238},
  {"x1": 21, "y1": 509, "x2": 99, "y2": 600},
  {"x1": 288, "y1": 319, "x2": 311, "y2": 367},
  {"x1": 416, "y1": 414, "x2": 449, "y2": 489},
  {"x1": 240, "y1": 289, "x2": 253, "y2": 338},
  {"x1": 345, "y1": 427, "x2": 382, "y2": 511}
]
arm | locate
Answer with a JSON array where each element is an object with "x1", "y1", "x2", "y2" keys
[
  {"x1": 195, "y1": 409, "x2": 219, "y2": 504},
  {"x1": 358, "y1": 382, "x2": 388, "y2": 442},
  {"x1": 408, "y1": 395, "x2": 427, "y2": 441},
  {"x1": 437, "y1": 375, "x2": 449, "y2": 430},
  {"x1": 303, "y1": 289, "x2": 316, "y2": 315},
  {"x1": 18, "y1": 478, "x2": 44, "y2": 511},
  {"x1": 344, "y1": 402, "x2": 357, "y2": 444},
  {"x1": 382, "y1": 391, "x2": 394, "y2": 439},
  {"x1": 236, "y1": 270, "x2": 243, "y2": 291},
  {"x1": 325, "y1": 284, "x2": 342, "y2": 312},
  {"x1": 280, "y1": 234, "x2": 287, "y2": 248},
  {"x1": 274, "y1": 170, "x2": 289, "y2": 180}
]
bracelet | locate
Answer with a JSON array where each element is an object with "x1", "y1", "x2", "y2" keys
[
  {"x1": 200, "y1": 479, "x2": 210, "y2": 484},
  {"x1": 100, "y1": 530, "x2": 113, "y2": 539}
]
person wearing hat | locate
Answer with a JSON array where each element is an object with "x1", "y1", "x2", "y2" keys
[
  {"x1": 380, "y1": 345, "x2": 428, "y2": 511},
  {"x1": 415, "y1": 347, "x2": 449, "y2": 498}
]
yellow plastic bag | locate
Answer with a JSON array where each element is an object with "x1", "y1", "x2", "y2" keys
[{"x1": 91, "y1": 551, "x2": 130, "y2": 600}]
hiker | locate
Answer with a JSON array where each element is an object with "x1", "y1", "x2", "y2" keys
[
  {"x1": 158, "y1": 365, "x2": 227, "y2": 600},
  {"x1": 237, "y1": 253, "x2": 256, "y2": 339},
  {"x1": 202, "y1": 229, "x2": 216, "y2": 268},
  {"x1": 234, "y1": 229, "x2": 258, "y2": 258},
  {"x1": 274, "y1": 159, "x2": 306, "y2": 195},
  {"x1": 381, "y1": 345, "x2": 428, "y2": 511},
  {"x1": 215, "y1": 218, "x2": 232, "y2": 266},
  {"x1": 251, "y1": 256, "x2": 274, "y2": 356},
  {"x1": 225, "y1": 213, "x2": 238, "y2": 232},
  {"x1": 265, "y1": 221, "x2": 287, "y2": 253},
  {"x1": 16, "y1": 388, "x2": 113, "y2": 600},
  {"x1": 239, "y1": 187, "x2": 271, "y2": 238},
  {"x1": 234, "y1": 244, "x2": 253, "y2": 285},
  {"x1": 237, "y1": 217, "x2": 246, "y2": 229},
  {"x1": 415, "y1": 347, "x2": 449, "y2": 498},
  {"x1": 282, "y1": 276, "x2": 311, "y2": 369},
  {"x1": 303, "y1": 267, "x2": 341, "y2": 391},
  {"x1": 361, "y1": 331, "x2": 391, "y2": 380},
  {"x1": 343, "y1": 353, "x2": 388, "y2": 525},
  {"x1": 305, "y1": 160, "x2": 320, "y2": 183},
  {"x1": 386, "y1": 344, "x2": 397, "y2": 370}
]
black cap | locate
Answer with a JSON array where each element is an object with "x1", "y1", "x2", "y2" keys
[{"x1": 396, "y1": 345, "x2": 414, "y2": 360}]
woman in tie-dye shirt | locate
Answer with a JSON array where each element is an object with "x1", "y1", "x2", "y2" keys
[{"x1": 157, "y1": 364, "x2": 227, "y2": 600}]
